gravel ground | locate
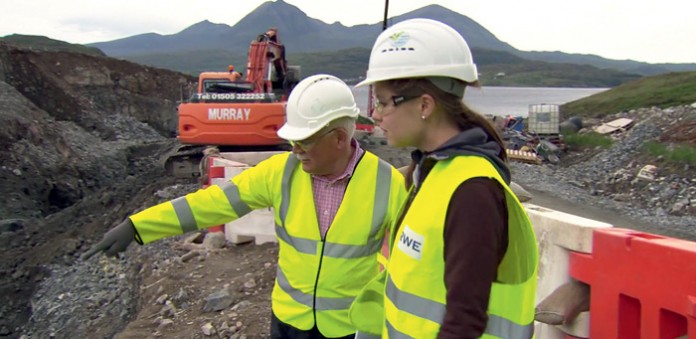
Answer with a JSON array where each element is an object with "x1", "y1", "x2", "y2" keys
[{"x1": 511, "y1": 161, "x2": 696, "y2": 240}]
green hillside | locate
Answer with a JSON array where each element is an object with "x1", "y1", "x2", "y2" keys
[
  {"x1": 123, "y1": 46, "x2": 640, "y2": 88},
  {"x1": 288, "y1": 48, "x2": 370, "y2": 81},
  {"x1": 561, "y1": 71, "x2": 696, "y2": 118},
  {"x1": 0, "y1": 34, "x2": 105, "y2": 57},
  {"x1": 474, "y1": 49, "x2": 641, "y2": 87},
  {"x1": 122, "y1": 47, "x2": 370, "y2": 81},
  {"x1": 1, "y1": 34, "x2": 666, "y2": 91},
  {"x1": 124, "y1": 49, "x2": 248, "y2": 76}
]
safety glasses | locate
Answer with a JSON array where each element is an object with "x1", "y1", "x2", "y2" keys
[
  {"x1": 288, "y1": 128, "x2": 337, "y2": 152},
  {"x1": 373, "y1": 95, "x2": 421, "y2": 114}
]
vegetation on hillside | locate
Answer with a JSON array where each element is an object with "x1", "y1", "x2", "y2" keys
[
  {"x1": 514, "y1": 50, "x2": 696, "y2": 76},
  {"x1": 644, "y1": 141, "x2": 696, "y2": 167},
  {"x1": 125, "y1": 46, "x2": 645, "y2": 88},
  {"x1": 1, "y1": 35, "x2": 648, "y2": 88},
  {"x1": 561, "y1": 71, "x2": 696, "y2": 118},
  {"x1": 563, "y1": 132, "x2": 613, "y2": 149},
  {"x1": 289, "y1": 48, "x2": 370, "y2": 82},
  {"x1": 0, "y1": 34, "x2": 105, "y2": 57},
  {"x1": 560, "y1": 71, "x2": 696, "y2": 173},
  {"x1": 293, "y1": 47, "x2": 644, "y2": 87},
  {"x1": 125, "y1": 49, "x2": 248, "y2": 76},
  {"x1": 475, "y1": 49, "x2": 642, "y2": 88},
  {"x1": 122, "y1": 47, "x2": 370, "y2": 81}
]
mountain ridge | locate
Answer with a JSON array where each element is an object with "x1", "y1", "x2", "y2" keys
[{"x1": 86, "y1": 1, "x2": 695, "y2": 77}]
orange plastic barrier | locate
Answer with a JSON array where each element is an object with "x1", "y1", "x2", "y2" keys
[
  {"x1": 206, "y1": 158, "x2": 226, "y2": 233},
  {"x1": 569, "y1": 228, "x2": 696, "y2": 338}
]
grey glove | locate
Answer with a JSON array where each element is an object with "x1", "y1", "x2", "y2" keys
[{"x1": 81, "y1": 218, "x2": 136, "y2": 260}]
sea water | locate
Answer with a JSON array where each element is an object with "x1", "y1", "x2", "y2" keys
[{"x1": 352, "y1": 86, "x2": 607, "y2": 117}]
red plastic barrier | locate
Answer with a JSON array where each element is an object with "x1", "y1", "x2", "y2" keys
[
  {"x1": 206, "y1": 157, "x2": 225, "y2": 233},
  {"x1": 569, "y1": 228, "x2": 696, "y2": 338},
  {"x1": 207, "y1": 166, "x2": 225, "y2": 181}
]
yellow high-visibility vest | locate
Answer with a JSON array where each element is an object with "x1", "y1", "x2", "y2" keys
[
  {"x1": 356, "y1": 155, "x2": 538, "y2": 338},
  {"x1": 131, "y1": 151, "x2": 407, "y2": 337}
]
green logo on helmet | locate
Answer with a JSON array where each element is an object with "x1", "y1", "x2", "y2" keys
[{"x1": 388, "y1": 31, "x2": 410, "y2": 48}]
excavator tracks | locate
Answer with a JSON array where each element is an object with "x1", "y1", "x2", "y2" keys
[{"x1": 164, "y1": 144, "x2": 291, "y2": 178}]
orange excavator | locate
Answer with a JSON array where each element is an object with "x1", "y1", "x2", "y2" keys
[{"x1": 165, "y1": 38, "x2": 300, "y2": 177}]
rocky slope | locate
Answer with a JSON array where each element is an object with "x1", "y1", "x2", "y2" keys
[{"x1": 0, "y1": 41, "x2": 196, "y2": 338}]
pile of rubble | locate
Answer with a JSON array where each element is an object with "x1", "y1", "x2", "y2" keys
[
  {"x1": 567, "y1": 105, "x2": 695, "y2": 214},
  {"x1": 511, "y1": 103, "x2": 696, "y2": 239}
]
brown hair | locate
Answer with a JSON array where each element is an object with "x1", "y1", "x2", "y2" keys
[{"x1": 383, "y1": 78, "x2": 507, "y2": 187}]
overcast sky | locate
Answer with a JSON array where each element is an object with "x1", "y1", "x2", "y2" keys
[{"x1": 2, "y1": 0, "x2": 695, "y2": 64}]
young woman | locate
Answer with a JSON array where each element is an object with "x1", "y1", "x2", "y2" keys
[{"x1": 352, "y1": 19, "x2": 538, "y2": 338}]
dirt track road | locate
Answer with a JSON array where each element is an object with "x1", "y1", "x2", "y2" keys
[
  {"x1": 525, "y1": 188, "x2": 695, "y2": 240},
  {"x1": 527, "y1": 188, "x2": 643, "y2": 228}
]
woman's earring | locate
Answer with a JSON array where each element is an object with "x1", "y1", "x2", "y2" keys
[{"x1": 421, "y1": 115, "x2": 426, "y2": 120}]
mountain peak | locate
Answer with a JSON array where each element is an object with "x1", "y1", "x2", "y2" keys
[
  {"x1": 254, "y1": 0, "x2": 297, "y2": 13},
  {"x1": 234, "y1": 0, "x2": 314, "y2": 38},
  {"x1": 178, "y1": 20, "x2": 230, "y2": 36}
]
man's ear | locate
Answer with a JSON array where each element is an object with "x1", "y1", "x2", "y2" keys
[{"x1": 336, "y1": 127, "x2": 350, "y2": 147}]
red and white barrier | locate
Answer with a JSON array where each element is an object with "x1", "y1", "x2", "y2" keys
[
  {"x1": 570, "y1": 228, "x2": 696, "y2": 338},
  {"x1": 204, "y1": 156, "x2": 226, "y2": 233},
  {"x1": 526, "y1": 201, "x2": 696, "y2": 339},
  {"x1": 206, "y1": 151, "x2": 283, "y2": 245},
  {"x1": 525, "y1": 203, "x2": 612, "y2": 338}
]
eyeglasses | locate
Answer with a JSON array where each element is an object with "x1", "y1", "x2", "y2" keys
[
  {"x1": 373, "y1": 95, "x2": 421, "y2": 114},
  {"x1": 288, "y1": 128, "x2": 337, "y2": 152}
]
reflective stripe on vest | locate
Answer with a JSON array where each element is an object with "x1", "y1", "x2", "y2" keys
[
  {"x1": 275, "y1": 224, "x2": 383, "y2": 258},
  {"x1": 278, "y1": 154, "x2": 392, "y2": 259},
  {"x1": 385, "y1": 275, "x2": 444, "y2": 324},
  {"x1": 171, "y1": 180, "x2": 252, "y2": 234},
  {"x1": 276, "y1": 266, "x2": 354, "y2": 311},
  {"x1": 386, "y1": 319, "x2": 410, "y2": 339},
  {"x1": 485, "y1": 314, "x2": 534, "y2": 339},
  {"x1": 278, "y1": 154, "x2": 297, "y2": 224},
  {"x1": 355, "y1": 332, "x2": 382, "y2": 339},
  {"x1": 386, "y1": 271, "x2": 534, "y2": 338}
]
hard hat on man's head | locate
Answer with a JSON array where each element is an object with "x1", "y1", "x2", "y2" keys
[
  {"x1": 278, "y1": 74, "x2": 360, "y2": 141},
  {"x1": 356, "y1": 18, "x2": 478, "y2": 91}
]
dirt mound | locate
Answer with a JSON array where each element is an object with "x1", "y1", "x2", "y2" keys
[{"x1": 660, "y1": 120, "x2": 696, "y2": 146}]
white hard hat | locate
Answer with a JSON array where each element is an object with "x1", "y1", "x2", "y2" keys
[
  {"x1": 356, "y1": 18, "x2": 478, "y2": 87},
  {"x1": 278, "y1": 74, "x2": 360, "y2": 141}
]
